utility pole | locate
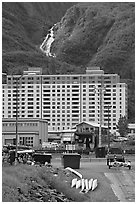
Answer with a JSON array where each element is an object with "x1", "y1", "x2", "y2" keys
[
  {"x1": 94, "y1": 75, "x2": 105, "y2": 147},
  {"x1": 15, "y1": 77, "x2": 19, "y2": 164},
  {"x1": 15, "y1": 75, "x2": 24, "y2": 165},
  {"x1": 107, "y1": 105, "x2": 112, "y2": 150},
  {"x1": 99, "y1": 87, "x2": 103, "y2": 146},
  {"x1": 80, "y1": 76, "x2": 82, "y2": 123}
]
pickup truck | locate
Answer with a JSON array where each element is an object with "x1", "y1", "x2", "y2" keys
[{"x1": 106, "y1": 147, "x2": 125, "y2": 166}]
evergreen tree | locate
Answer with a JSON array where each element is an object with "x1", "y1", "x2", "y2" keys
[{"x1": 116, "y1": 116, "x2": 128, "y2": 137}]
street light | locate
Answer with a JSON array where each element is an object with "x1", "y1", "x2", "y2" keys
[{"x1": 107, "y1": 105, "x2": 112, "y2": 150}]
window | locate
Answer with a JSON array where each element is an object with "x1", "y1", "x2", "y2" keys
[
  {"x1": 89, "y1": 106, "x2": 94, "y2": 109},
  {"x1": 28, "y1": 102, "x2": 33, "y2": 105},
  {"x1": 72, "y1": 89, "x2": 79, "y2": 92},
  {"x1": 43, "y1": 98, "x2": 50, "y2": 101},
  {"x1": 72, "y1": 110, "x2": 79, "y2": 113},
  {"x1": 28, "y1": 106, "x2": 33, "y2": 109},
  {"x1": 104, "y1": 97, "x2": 111, "y2": 100},
  {"x1": 28, "y1": 115, "x2": 34, "y2": 117},
  {"x1": 72, "y1": 102, "x2": 79, "y2": 105},
  {"x1": 28, "y1": 89, "x2": 34, "y2": 92},
  {"x1": 28, "y1": 98, "x2": 33, "y2": 101},
  {"x1": 89, "y1": 114, "x2": 95, "y2": 117},
  {"x1": 43, "y1": 90, "x2": 50, "y2": 92},
  {"x1": 72, "y1": 114, "x2": 79, "y2": 117},
  {"x1": 19, "y1": 137, "x2": 33, "y2": 146}
]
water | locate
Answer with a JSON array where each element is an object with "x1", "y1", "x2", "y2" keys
[{"x1": 40, "y1": 24, "x2": 56, "y2": 58}]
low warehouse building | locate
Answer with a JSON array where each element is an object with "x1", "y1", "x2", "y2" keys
[{"x1": 2, "y1": 118, "x2": 48, "y2": 147}]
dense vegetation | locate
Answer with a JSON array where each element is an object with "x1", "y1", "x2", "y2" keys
[
  {"x1": 2, "y1": 2, "x2": 135, "y2": 122},
  {"x1": 2, "y1": 2, "x2": 76, "y2": 74},
  {"x1": 53, "y1": 3, "x2": 134, "y2": 78}
]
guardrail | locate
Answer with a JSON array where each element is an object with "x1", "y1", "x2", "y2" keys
[
  {"x1": 34, "y1": 149, "x2": 93, "y2": 155},
  {"x1": 34, "y1": 148, "x2": 135, "y2": 155}
]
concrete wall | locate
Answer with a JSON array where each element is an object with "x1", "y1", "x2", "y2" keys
[
  {"x1": 2, "y1": 119, "x2": 48, "y2": 147},
  {"x1": 39, "y1": 120, "x2": 48, "y2": 143}
]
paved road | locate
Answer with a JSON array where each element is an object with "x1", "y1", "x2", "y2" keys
[
  {"x1": 105, "y1": 169, "x2": 135, "y2": 202},
  {"x1": 52, "y1": 155, "x2": 135, "y2": 202}
]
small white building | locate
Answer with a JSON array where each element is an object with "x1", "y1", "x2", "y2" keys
[
  {"x1": 128, "y1": 123, "x2": 135, "y2": 138},
  {"x1": 60, "y1": 129, "x2": 76, "y2": 143},
  {"x1": 2, "y1": 118, "x2": 48, "y2": 147}
]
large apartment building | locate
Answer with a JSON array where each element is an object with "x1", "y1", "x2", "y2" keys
[{"x1": 2, "y1": 67, "x2": 128, "y2": 134}]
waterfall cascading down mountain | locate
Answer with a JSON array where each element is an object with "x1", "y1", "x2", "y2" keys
[{"x1": 40, "y1": 24, "x2": 56, "y2": 57}]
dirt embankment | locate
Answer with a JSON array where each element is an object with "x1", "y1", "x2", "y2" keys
[{"x1": 2, "y1": 164, "x2": 90, "y2": 202}]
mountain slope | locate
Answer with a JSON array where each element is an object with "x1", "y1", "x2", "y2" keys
[
  {"x1": 51, "y1": 2, "x2": 135, "y2": 79},
  {"x1": 2, "y1": 2, "x2": 76, "y2": 74}
]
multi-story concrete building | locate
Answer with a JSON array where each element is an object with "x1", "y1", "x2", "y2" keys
[{"x1": 2, "y1": 67, "x2": 128, "y2": 135}]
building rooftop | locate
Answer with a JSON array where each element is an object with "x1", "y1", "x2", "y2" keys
[
  {"x1": 76, "y1": 121, "x2": 108, "y2": 129},
  {"x1": 2, "y1": 118, "x2": 48, "y2": 123}
]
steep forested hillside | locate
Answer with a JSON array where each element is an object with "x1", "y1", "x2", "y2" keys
[
  {"x1": 52, "y1": 2, "x2": 134, "y2": 79},
  {"x1": 2, "y1": 2, "x2": 76, "y2": 74}
]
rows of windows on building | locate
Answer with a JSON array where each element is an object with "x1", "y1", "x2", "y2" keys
[{"x1": 2, "y1": 67, "x2": 128, "y2": 133}]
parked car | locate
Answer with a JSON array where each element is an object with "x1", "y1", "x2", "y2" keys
[
  {"x1": 50, "y1": 142, "x2": 59, "y2": 148},
  {"x1": 42, "y1": 142, "x2": 52, "y2": 148},
  {"x1": 42, "y1": 142, "x2": 59, "y2": 149},
  {"x1": 113, "y1": 136, "x2": 129, "y2": 142},
  {"x1": 106, "y1": 147, "x2": 125, "y2": 166}
]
